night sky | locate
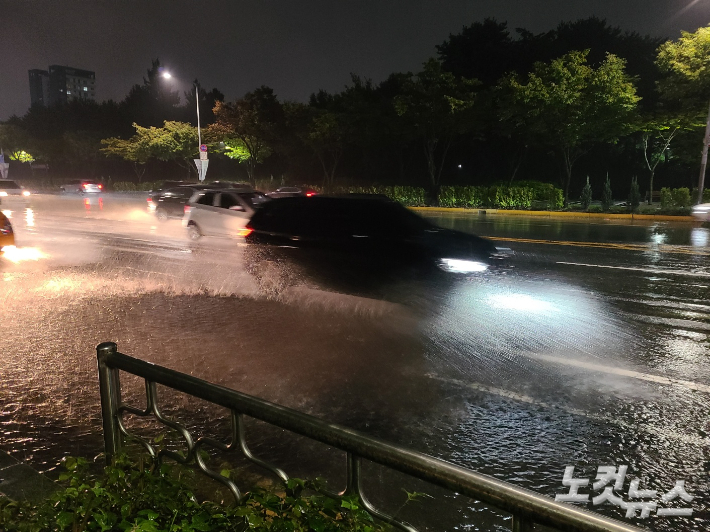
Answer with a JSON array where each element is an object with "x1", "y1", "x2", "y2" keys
[{"x1": 1, "y1": 0, "x2": 709, "y2": 120}]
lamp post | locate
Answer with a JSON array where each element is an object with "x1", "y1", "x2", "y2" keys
[{"x1": 162, "y1": 71, "x2": 207, "y2": 181}]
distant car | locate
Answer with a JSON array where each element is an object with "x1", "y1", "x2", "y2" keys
[
  {"x1": 0, "y1": 211, "x2": 15, "y2": 251},
  {"x1": 183, "y1": 189, "x2": 270, "y2": 240},
  {"x1": 147, "y1": 184, "x2": 222, "y2": 221},
  {"x1": 60, "y1": 179, "x2": 103, "y2": 194},
  {"x1": 243, "y1": 195, "x2": 509, "y2": 295},
  {"x1": 0, "y1": 180, "x2": 31, "y2": 207},
  {"x1": 266, "y1": 186, "x2": 317, "y2": 198},
  {"x1": 691, "y1": 203, "x2": 710, "y2": 222}
]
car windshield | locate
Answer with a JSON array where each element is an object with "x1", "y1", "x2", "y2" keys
[
  {"x1": 0, "y1": 181, "x2": 21, "y2": 189},
  {"x1": 237, "y1": 192, "x2": 270, "y2": 207}
]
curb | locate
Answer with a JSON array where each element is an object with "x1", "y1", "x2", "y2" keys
[
  {"x1": 0, "y1": 450, "x2": 57, "y2": 502},
  {"x1": 410, "y1": 207, "x2": 696, "y2": 223}
]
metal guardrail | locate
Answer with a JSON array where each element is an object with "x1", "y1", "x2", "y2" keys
[{"x1": 97, "y1": 342, "x2": 645, "y2": 532}]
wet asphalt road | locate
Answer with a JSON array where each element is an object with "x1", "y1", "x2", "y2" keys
[{"x1": 0, "y1": 194, "x2": 708, "y2": 531}]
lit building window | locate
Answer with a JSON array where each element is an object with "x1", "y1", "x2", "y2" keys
[{"x1": 83, "y1": 87, "x2": 88, "y2": 91}]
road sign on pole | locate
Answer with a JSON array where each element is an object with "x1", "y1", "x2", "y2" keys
[{"x1": 193, "y1": 159, "x2": 209, "y2": 181}]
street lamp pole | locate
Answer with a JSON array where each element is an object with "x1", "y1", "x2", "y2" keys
[
  {"x1": 163, "y1": 71, "x2": 207, "y2": 181},
  {"x1": 195, "y1": 85, "x2": 202, "y2": 148}
]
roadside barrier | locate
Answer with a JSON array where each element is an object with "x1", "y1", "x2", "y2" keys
[{"x1": 97, "y1": 342, "x2": 644, "y2": 532}]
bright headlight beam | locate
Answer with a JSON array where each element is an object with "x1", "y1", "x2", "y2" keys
[{"x1": 438, "y1": 258, "x2": 489, "y2": 273}]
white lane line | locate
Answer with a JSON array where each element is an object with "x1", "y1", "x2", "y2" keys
[
  {"x1": 520, "y1": 353, "x2": 710, "y2": 394},
  {"x1": 557, "y1": 261, "x2": 710, "y2": 278},
  {"x1": 425, "y1": 374, "x2": 708, "y2": 446}
]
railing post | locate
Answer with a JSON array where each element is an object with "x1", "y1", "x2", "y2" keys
[
  {"x1": 511, "y1": 514, "x2": 534, "y2": 532},
  {"x1": 97, "y1": 342, "x2": 122, "y2": 463}
]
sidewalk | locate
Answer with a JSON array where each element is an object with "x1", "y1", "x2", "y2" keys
[
  {"x1": 0, "y1": 450, "x2": 57, "y2": 502},
  {"x1": 412, "y1": 207, "x2": 697, "y2": 223}
]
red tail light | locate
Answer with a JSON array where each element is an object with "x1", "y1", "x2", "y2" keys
[
  {"x1": 83, "y1": 184, "x2": 89, "y2": 189},
  {"x1": 306, "y1": 192, "x2": 315, "y2": 197},
  {"x1": 237, "y1": 227, "x2": 253, "y2": 238},
  {"x1": 147, "y1": 197, "x2": 153, "y2": 203},
  {"x1": 98, "y1": 184, "x2": 103, "y2": 189},
  {"x1": 184, "y1": 205, "x2": 191, "y2": 214}
]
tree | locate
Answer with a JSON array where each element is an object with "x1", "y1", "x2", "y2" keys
[
  {"x1": 657, "y1": 25, "x2": 710, "y2": 202},
  {"x1": 497, "y1": 50, "x2": 639, "y2": 206},
  {"x1": 602, "y1": 174, "x2": 613, "y2": 211},
  {"x1": 629, "y1": 176, "x2": 641, "y2": 212},
  {"x1": 121, "y1": 59, "x2": 181, "y2": 127},
  {"x1": 209, "y1": 87, "x2": 284, "y2": 185},
  {"x1": 101, "y1": 135, "x2": 151, "y2": 182},
  {"x1": 580, "y1": 176, "x2": 592, "y2": 209},
  {"x1": 394, "y1": 59, "x2": 479, "y2": 196},
  {"x1": 101, "y1": 121, "x2": 199, "y2": 180}
]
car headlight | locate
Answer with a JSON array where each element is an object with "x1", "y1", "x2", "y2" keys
[
  {"x1": 22, "y1": 190, "x2": 31, "y2": 197},
  {"x1": 438, "y1": 258, "x2": 489, "y2": 273},
  {"x1": 0, "y1": 192, "x2": 7, "y2": 197}
]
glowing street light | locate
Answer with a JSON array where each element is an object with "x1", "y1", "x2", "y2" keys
[{"x1": 161, "y1": 70, "x2": 206, "y2": 180}]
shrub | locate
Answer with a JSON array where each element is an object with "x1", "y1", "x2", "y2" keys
[
  {"x1": 580, "y1": 176, "x2": 592, "y2": 210},
  {"x1": 660, "y1": 187, "x2": 673, "y2": 209},
  {"x1": 628, "y1": 176, "x2": 641, "y2": 212},
  {"x1": 0, "y1": 455, "x2": 393, "y2": 532},
  {"x1": 111, "y1": 181, "x2": 137, "y2": 191},
  {"x1": 601, "y1": 176, "x2": 613, "y2": 212},
  {"x1": 671, "y1": 187, "x2": 691, "y2": 208}
]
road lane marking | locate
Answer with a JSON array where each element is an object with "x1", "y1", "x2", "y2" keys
[
  {"x1": 519, "y1": 352, "x2": 710, "y2": 394},
  {"x1": 425, "y1": 373, "x2": 709, "y2": 446},
  {"x1": 556, "y1": 261, "x2": 710, "y2": 278},
  {"x1": 482, "y1": 236, "x2": 710, "y2": 256}
]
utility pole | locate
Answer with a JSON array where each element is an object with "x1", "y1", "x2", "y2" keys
[{"x1": 698, "y1": 99, "x2": 710, "y2": 204}]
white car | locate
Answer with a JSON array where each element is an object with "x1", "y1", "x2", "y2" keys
[
  {"x1": 691, "y1": 203, "x2": 710, "y2": 222},
  {"x1": 0, "y1": 180, "x2": 31, "y2": 207},
  {"x1": 183, "y1": 189, "x2": 270, "y2": 240}
]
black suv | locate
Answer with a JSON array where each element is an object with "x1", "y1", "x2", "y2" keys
[
  {"x1": 243, "y1": 195, "x2": 506, "y2": 296},
  {"x1": 147, "y1": 184, "x2": 222, "y2": 220}
]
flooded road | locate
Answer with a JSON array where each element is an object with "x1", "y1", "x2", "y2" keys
[{"x1": 1, "y1": 195, "x2": 708, "y2": 531}]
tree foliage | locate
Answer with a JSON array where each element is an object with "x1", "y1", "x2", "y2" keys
[
  {"x1": 209, "y1": 87, "x2": 284, "y2": 185},
  {"x1": 394, "y1": 59, "x2": 480, "y2": 192},
  {"x1": 497, "y1": 50, "x2": 639, "y2": 205}
]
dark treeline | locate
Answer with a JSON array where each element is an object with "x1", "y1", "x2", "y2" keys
[{"x1": 1, "y1": 18, "x2": 708, "y2": 204}]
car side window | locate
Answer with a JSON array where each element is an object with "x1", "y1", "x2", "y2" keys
[
  {"x1": 218, "y1": 193, "x2": 241, "y2": 209},
  {"x1": 196, "y1": 192, "x2": 216, "y2": 206}
]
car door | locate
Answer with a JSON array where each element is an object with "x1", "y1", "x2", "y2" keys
[
  {"x1": 190, "y1": 191, "x2": 221, "y2": 236},
  {"x1": 215, "y1": 192, "x2": 251, "y2": 236}
]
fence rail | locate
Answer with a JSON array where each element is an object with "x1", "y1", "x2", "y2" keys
[{"x1": 97, "y1": 342, "x2": 645, "y2": 532}]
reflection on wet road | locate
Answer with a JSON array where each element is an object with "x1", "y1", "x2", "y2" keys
[{"x1": 1, "y1": 195, "x2": 708, "y2": 531}]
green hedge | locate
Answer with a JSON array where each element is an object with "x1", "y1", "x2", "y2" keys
[
  {"x1": 110, "y1": 181, "x2": 164, "y2": 192},
  {"x1": 438, "y1": 183, "x2": 563, "y2": 210},
  {"x1": 0, "y1": 455, "x2": 394, "y2": 532},
  {"x1": 338, "y1": 186, "x2": 428, "y2": 206},
  {"x1": 661, "y1": 187, "x2": 694, "y2": 208}
]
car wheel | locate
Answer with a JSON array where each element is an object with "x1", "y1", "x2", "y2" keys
[
  {"x1": 155, "y1": 208, "x2": 168, "y2": 221},
  {"x1": 187, "y1": 223, "x2": 202, "y2": 240}
]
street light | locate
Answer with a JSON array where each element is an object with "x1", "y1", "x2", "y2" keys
[
  {"x1": 162, "y1": 71, "x2": 201, "y2": 147},
  {"x1": 162, "y1": 71, "x2": 206, "y2": 180}
]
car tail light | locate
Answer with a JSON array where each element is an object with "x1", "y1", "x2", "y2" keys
[
  {"x1": 98, "y1": 184, "x2": 103, "y2": 190},
  {"x1": 237, "y1": 227, "x2": 253, "y2": 238},
  {"x1": 147, "y1": 197, "x2": 153, "y2": 203},
  {"x1": 306, "y1": 192, "x2": 315, "y2": 197},
  {"x1": 0, "y1": 219, "x2": 12, "y2": 235},
  {"x1": 184, "y1": 205, "x2": 191, "y2": 214},
  {"x1": 83, "y1": 184, "x2": 89, "y2": 189}
]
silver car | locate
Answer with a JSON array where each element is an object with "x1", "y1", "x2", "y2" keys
[
  {"x1": 691, "y1": 203, "x2": 710, "y2": 222},
  {"x1": 183, "y1": 189, "x2": 270, "y2": 240},
  {"x1": 0, "y1": 179, "x2": 31, "y2": 207}
]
